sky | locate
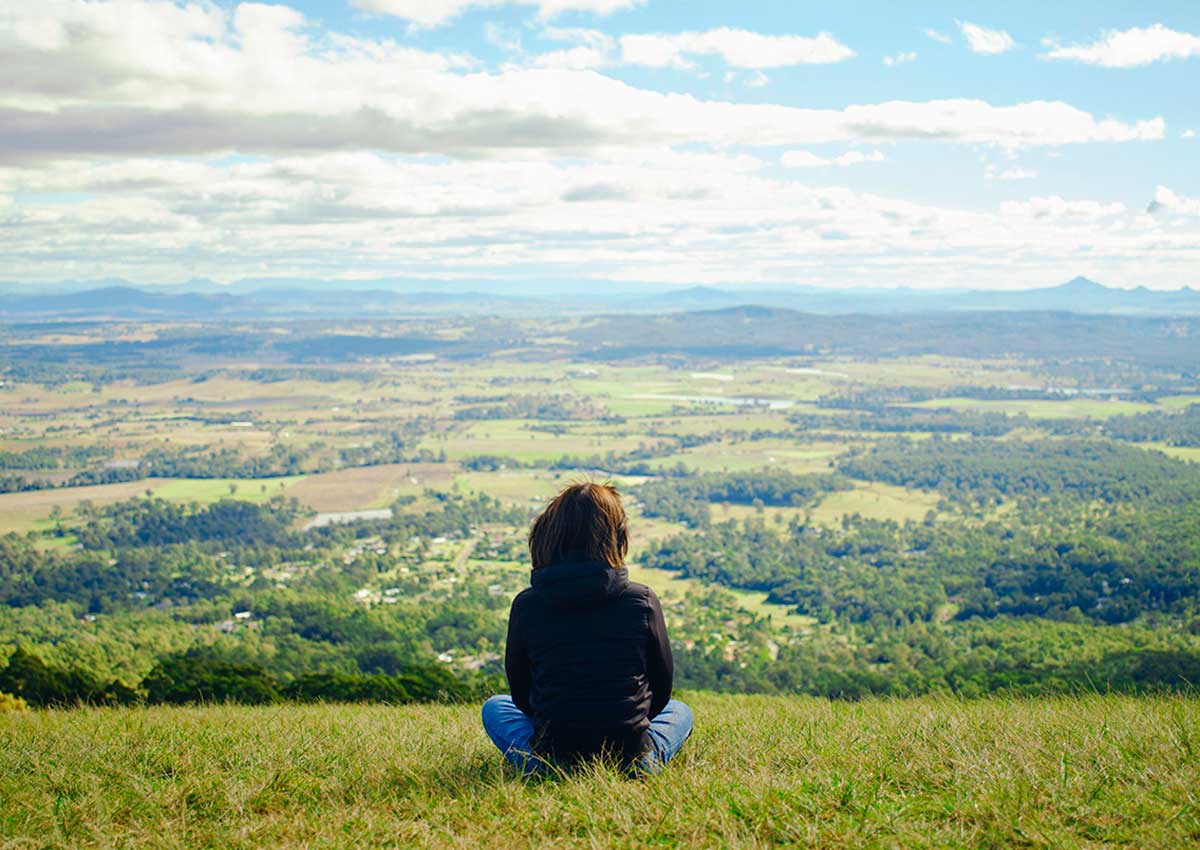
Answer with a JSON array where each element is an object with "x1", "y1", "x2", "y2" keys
[{"x1": 1, "y1": 0, "x2": 1199, "y2": 291}]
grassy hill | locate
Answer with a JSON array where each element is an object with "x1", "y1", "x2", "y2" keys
[{"x1": 3, "y1": 693, "x2": 1197, "y2": 849}]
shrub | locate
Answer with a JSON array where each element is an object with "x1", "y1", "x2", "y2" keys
[{"x1": 0, "y1": 691, "x2": 28, "y2": 713}]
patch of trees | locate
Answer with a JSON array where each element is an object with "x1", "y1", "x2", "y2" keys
[
  {"x1": 0, "y1": 533, "x2": 227, "y2": 613},
  {"x1": 0, "y1": 647, "x2": 478, "y2": 707},
  {"x1": 0, "y1": 647, "x2": 138, "y2": 706},
  {"x1": 141, "y1": 444, "x2": 311, "y2": 479},
  {"x1": 1059, "y1": 404, "x2": 1200, "y2": 447},
  {"x1": 635, "y1": 470, "x2": 849, "y2": 527},
  {"x1": 789, "y1": 409, "x2": 1017, "y2": 437},
  {"x1": 838, "y1": 436, "x2": 1200, "y2": 506},
  {"x1": 0, "y1": 465, "x2": 143, "y2": 494},
  {"x1": 569, "y1": 308, "x2": 1200, "y2": 371},
  {"x1": 455, "y1": 393, "x2": 620, "y2": 422},
  {"x1": 645, "y1": 499, "x2": 1200, "y2": 627},
  {"x1": 76, "y1": 498, "x2": 299, "y2": 550},
  {"x1": 0, "y1": 445, "x2": 113, "y2": 471}
]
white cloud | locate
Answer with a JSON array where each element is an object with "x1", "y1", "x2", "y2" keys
[
  {"x1": 883, "y1": 51, "x2": 917, "y2": 66},
  {"x1": 782, "y1": 150, "x2": 886, "y2": 167},
  {"x1": 351, "y1": 0, "x2": 642, "y2": 28},
  {"x1": 1148, "y1": 185, "x2": 1200, "y2": 216},
  {"x1": 3, "y1": 152, "x2": 1196, "y2": 291},
  {"x1": 958, "y1": 21, "x2": 1016, "y2": 55},
  {"x1": 924, "y1": 28, "x2": 952, "y2": 45},
  {"x1": 744, "y1": 70, "x2": 769, "y2": 88},
  {"x1": 0, "y1": 2, "x2": 1192, "y2": 291},
  {"x1": 985, "y1": 166, "x2": 1037, "y2": 181},
  {"x1": 1184, "y1": 129, "x2": 1197, "y2": 139},
  {"x1": 619, "y1": 28, "x2": 855, "y2": 69},
  {"x1": 0, "y1": 2, "x2": 1163, "y2": 164},
  {"x1": 534, "y1": 44, "x2": 612, "y2": 69},
  {"x1": 533, "y1": 27, "x2": 614, "y2": 68},
  {"x1": 1001, "y1": 195, "x2": 1125, "y2": 220},
  {"x1": 1042, "y1": 25, "x2": 1200, "y2": 68}
]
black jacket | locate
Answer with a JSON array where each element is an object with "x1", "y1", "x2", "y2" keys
[{"x1": 504, "y1": 559, "x2": 674, "y2": 764}]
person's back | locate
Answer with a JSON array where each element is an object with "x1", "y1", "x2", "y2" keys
[{"x1": 482, "y1": 481, "x2": 692, "y2": 774}]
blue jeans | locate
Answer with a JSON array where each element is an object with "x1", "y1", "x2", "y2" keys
[{"x1": 481, "y1": 695, "x2": 693, "y2": 775}]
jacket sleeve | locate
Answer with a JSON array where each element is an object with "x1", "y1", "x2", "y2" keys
[
  {"x1": 645, "y1": 588, "x2": 674, "y2": 719},
  {"x1": 505, "y1": 595, "x2": 534, "y2": 716}
]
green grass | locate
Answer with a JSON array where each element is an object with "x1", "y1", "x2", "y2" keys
[
  {"x1": 809, "y1": 482, "x2": 942, "y2": 526},
  {"x1": 1155, "y1": 395, "x2": 1200, "y2": 410},
  {"x1": 2, "y1": 694, "x2": 1197, "y2": 849},
  {"x1": 1140, "y1": 442, "x2": 1200, "y2": 464},
  {"x1": 150, "y1": 476, "x2": 306, "y2": 504},
  {"x1": 632, "y1": 564, "x2": 816, "y2": 632}
]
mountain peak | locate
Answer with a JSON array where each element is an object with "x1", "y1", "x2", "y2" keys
[{"x1": 1056, "y1": 276, "x2": 1107, "y2": 292}]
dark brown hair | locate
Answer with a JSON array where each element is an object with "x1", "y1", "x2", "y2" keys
[{"x1": 528, "y1": 481, "x2": 629, "y2": 569}]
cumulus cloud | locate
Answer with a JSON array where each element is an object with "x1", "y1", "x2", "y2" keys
[
  {"x1": 0, "y1": 2, "x2": 1192, "y2": 290},
  {"x1": 1042, "y1": 24, "x2": 1200, "y2": 68},
  {"x1": 0, "y1": 2, "x2": 1164, "y2": 165},
  {"x1": 781, "y1": 150, "x2": 886, "y2": 167},
  {"x1": 924, "y1": 28, "x2": 952, "y2": 45},
  {"x1": 351, "y1": 0, "x2": 642, "y2": 28},
  {"x1": 1147, "y1": 185, "x2": 1200, "y2": 216},
  {"x1": 1001, "y1": 195, "x2": 1126, "y2": 220},
  {"x1": 1184, "y1": 129, "x2": 1197, "y2": 139},
  {"x1": 958, "y1": 21, "x2": 1016, "y2": 55},
  {"x1": 5, "y1": 153, "x2": 1193, "y2": 290},
  {"x1": 533, "y1": 27, "x2": 614, "y2": 68},
  {"x1": 619, "y1": 28, "x2": 855, "y2": 69},
  {"x1": 883, "y1": 51, "x2": 917, "y2": 66}
]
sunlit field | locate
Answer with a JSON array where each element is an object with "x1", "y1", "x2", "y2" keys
[{"x1": 3, "y1": 694, "x2": 1197, "y2": 850}]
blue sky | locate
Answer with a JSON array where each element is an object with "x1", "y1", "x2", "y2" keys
[{"x1": 1, "y1": 0, "x2": 1198, "y2": 290}]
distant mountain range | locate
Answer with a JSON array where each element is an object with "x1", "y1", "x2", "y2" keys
[{"x1": 1, "y1": 277, "x2": 1199, "y2": 320}]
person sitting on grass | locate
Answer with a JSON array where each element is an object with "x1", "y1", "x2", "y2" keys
[{"x1": 482, "y1": 481, "x2": 692, "y2": 775}]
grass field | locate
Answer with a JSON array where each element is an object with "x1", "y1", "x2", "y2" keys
[
  {"x1": 809, "y1": 482, "x2": 942, "y2": 526},
  {"x1": 632, "y1": 564, "x2": 816, "y2": 632},
  {"x1": 1143, "y1": 443, "x2": 1200, "y2": 464},
  {"x1": 2, "y1": 694, "x2": 1196, "y2": 849}
]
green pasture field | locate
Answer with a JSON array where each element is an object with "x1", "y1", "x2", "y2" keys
[
  {"x1": 809, "y1": 482, "x2": 941, "y2": 526},
  {"x1": 422, "y1": 420, "x2": 669, "y2": 463},
  {"x1": 0, "y1": 476, "x2": 303, "y2": 534},
  {"x1": 827, "y1": 355, "x2": 1047, "y2": 388},
  {"x1": 633, "y1": 564, "x2": 817, "y2": 633},
  {"x1": 709, "y1": 503, "x2": 809, "y2": 527},
  {"x1": 2, "y1": 694, "x2": 1195, "y2": 850},
  {"x1": 641, "y1": 439, "x2": 846, "y2": 474},
  {"x1": 1142, "y1": 443, "x2": 1200, "y2": 463},
  {"x1": 1156, "y1": 394, "x2": 1200, "y2": 410},
  {"x1": 150, "y1": 476, "x2": 306, "y2": 504}
]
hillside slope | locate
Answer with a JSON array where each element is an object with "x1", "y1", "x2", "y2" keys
[{"x1": 2, "y1": 693, "x2": 1197, "y2": 849}]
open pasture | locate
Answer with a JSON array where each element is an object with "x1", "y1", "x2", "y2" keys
[
  {"x1": 422, "y1": 419, "x2": 671, "y2": 463},
  {"x1": 634, "y1": 564, "x2": 817, "y2": 632},
  {"x1": 643, "y1": 437, "x2": 846, "y2": 474},
  {"x1": 284, "y1": 463, "x2": 454, "y2": 511},
  {"x1": 809, "y1": 482, "x2": 942, "y2": 526},
  {"x1": 2, "y1": 694, "x2": 1195, "y2": 850}
]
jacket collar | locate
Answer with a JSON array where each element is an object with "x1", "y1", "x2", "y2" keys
[{"x1": 530, "y1": 558, "x2": 629, "y2": 608}]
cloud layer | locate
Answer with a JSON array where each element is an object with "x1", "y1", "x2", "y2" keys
[
  {"x1": 0, "y1": 1, "x2": 1192, "y2": 291},
  {"x1": 1043, "y1": 24, "x2": 1200, "y2": 68},
  {"x1": 352, "y1": 0, "x2": 642, "y2": 28}
]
